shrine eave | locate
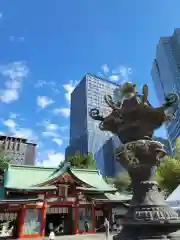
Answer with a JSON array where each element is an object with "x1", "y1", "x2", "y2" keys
[
  {"x1": 94, "y1": 199, "x2": 126, "y2": 203},
  {"x1": 70, "y1": 168, "x2": 117, "y2": 191},
  {"x1": 105, "y1": 192, "x2": 132, "y2": 202},
  {"x1": 5, "y1": 185, "x2": 57, "y2": 192},
  {"x1": 0, "y1": 198, "x2": 43, "y2": 205},
  {"x1": 76, "y1": 186, "x2": 117, "y2": 193}
]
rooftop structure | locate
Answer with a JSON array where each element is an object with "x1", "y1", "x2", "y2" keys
[
  {"x1": 0, "y1": 134, "x2": 37, "y2": 165},
  {"x1": 0, "y1": 162, "x2": 131, "y2": 238}
]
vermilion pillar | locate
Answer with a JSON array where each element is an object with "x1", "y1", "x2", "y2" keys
[
  {"x1": 18, "y1": 205, "x2": 26, "y2": 238},
  {"x1": 74, "y1": 203, "x2": 79, "y2": 234},
  {"x1": 41, "y1": 202, "x2": 47, "y2": 236},
  {"x1": 92, "y1": 202, "x2": 96, "y2": 233}
]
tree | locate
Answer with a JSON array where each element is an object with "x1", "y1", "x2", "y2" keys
[
  {"x1": 86, "y1": 152, "x2": 96, "y2": 169},
  {"x1": 156, "y1": 156, "x2": 180, "y2": 196},
  {"x1": 66, "y1": 152, "x2": 96, "y2": 169},
  {"x1": 0, "y1": 149, "x2": 11, "y2": 165},
  {"x1": 175, "y1": 136, "x2": 180, "y2": 160},
  {"x1": 105, "y1": 172, "x2": 132, "y2": 193},
  {"x1": 104, "y1": 177, "x2": 114, "y2": 185},
  {"x1": 114, "y1": 172, "x2": 132, "y2": 193},
  {"x1": 155, "y1": 137, "x2": 180, "y2": 196}
]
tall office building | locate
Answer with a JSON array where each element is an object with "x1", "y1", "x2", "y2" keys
[
  {"x1": 151, "y1": 29, "x2": 180, "y2": 153},
  {"x1": 65, "y1": 73, "x2": 123, "y2": 176},
  {"x1": 0, "y1": 134, "x2": 36, "y2": 165}
]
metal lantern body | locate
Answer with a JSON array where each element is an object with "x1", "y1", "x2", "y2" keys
[{"x1": 89, "y1": 83, "x2": 180, "y2": 240}]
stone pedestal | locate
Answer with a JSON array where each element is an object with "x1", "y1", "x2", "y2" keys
[{"x1": 113, "y1": 140, "x2": 180, "y2": 240}]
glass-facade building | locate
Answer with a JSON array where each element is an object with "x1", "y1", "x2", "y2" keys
[
  {"x1": 65, "y1": 73, "x2": 123, "y2": 176},
  {"x1": 151, "y1": 29, "x2": 180, "y2": 153}
]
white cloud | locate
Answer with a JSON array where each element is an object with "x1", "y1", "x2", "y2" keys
[
  {"x1": 0, "y1": 61, "x2": 29, "y2": 103},
  {"x1": 45, "y1": 123, "x2": 58, "y2": 131},
  {"x1": 101, "y1": 64, "x2": 109, "y2": 74},
  {"x1": 37, "y1": 96, "x2": 54, "y2": 108},
  {"x1": 0, "y1": 89, "x2": 18, "y2": 103},
  {"x1": 38, "y1": 120, "x2": 67, "y2": 132},
  {"x1": 12, "y1": 128, "x2": 38, "y2": 141},
  {"x1": 40, "y1": 120, "x2": 58, "y2": 132},
  {"x1": 109, "y1": 75, "x2": 120, "y2": 81},
  {"x1": 59, "y1": 125, "x2": 68, "y2": 131},
  {"x1": 9, "y1": 113, "x2": 19, "y2": 119},
  {"x1": 52, "y1": 138, "x2": 63, "y2": 146},
  {"x1": 2, "y1": 119, "x2": 37, "y2": 141},
  {"x1": 112, "y1": 66, "x2": 132, "y2": 81},
  {"x1": 98, "y1": 64, "x2": 132, "y2": 83},
  {"x1": 38, "y1": 152, "x2": 64, "y2": 167},
  {"x1": 3, "y1": 119, "x2": 16, "y2": 129},
  {"x1": 53, "y1": 108, "x2": 70, "y2": 117},
  {"x1": 0, "y1": 61, "x2": 28, "y2": 79},
  {"x1": 119, "y1": 66, "x2": 132, "y2": 79},
  {"x1": 42, "y1": 131, "x2": 59, "y2": 138},
  {"x1": 63, "y1": 80, "x2": 78, "y2": 103}
]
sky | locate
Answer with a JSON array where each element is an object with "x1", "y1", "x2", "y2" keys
[{"x1": 0, "y1": 0, "x2": 179, "y2": 167}]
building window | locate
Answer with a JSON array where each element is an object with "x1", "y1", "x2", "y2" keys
[
  {"x1": 12, "y1": 141, "x2": 16, "y2": 150},
  {"x1": 7, "y1": 140, "x2": 10, "y2": 150},
  {"x1": 17, "y1": 142, "x2": 20, "y2": 151}
]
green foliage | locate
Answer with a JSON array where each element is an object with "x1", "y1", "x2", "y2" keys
[
  {"x1": 175, "y1": 136, "x2": 180, "y2": 160},
  {"x1": 104, "y1": 177, "x2": 114, "y2": 185},
  {"x1": 66, "y1": 152, "x2": 96, "y2": 169},
  {"x1": 114, "y1": 172, "x2": 132, "y2": 193},
  {"x1": 86, "y1": 152, "x2": 96, "y2": 169},
  {"x1": 105, "y1": 172, "x2": 132, "y2": 193},
  {"x1": 156, "y1": 156, "x2": 180, "y2": 195},
  {"x1": 155, "y1": 137, "x2": 180, "y2": 195},
  {"x1": 0, "y1": 149, "x2": 11, "y2": 165}
]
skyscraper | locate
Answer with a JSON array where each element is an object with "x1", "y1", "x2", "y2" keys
[
  {"x1": 65, "y1": 73, "x2": 123, "y2": 176},
  {"x1": 151, "y1": 29, "x2": 180, "y2": 153}
]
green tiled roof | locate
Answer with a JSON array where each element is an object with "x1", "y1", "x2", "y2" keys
[
  {"x1": 4, "y1": 164, "x2": 56, "y2": 189},
  {"x1": 89, "y1": 192, "x2": 132, "y2": 203},
  {"x1": 105, "y1": 192, "x2": 132, "y2": 201},
  {"x1": 4, "y1": 163, "x2": 117, "y2": 193},
  {"x1": 70, "y1": 168, "x2": 116, "y2": 192},
  {"x1": 37, "y1": 164, "x2": 69, "y2": 186}
]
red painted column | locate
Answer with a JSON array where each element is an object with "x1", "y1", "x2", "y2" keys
[
  {"x1": 74, "y1": 203, "x2": 79, "y2": 234},
  {"x1": 41, "y1": 202, "x2": 47, "y2": 237},
  {"x1": 18, "y1": 205, "x2": 26, "y2": 238},
  {"x1": 92, "y1": 202, "x2": 96, "y2": 233}
]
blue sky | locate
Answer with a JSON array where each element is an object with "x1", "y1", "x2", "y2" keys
[{"x1": 0, "y1": 0, "x2": 179, "y2": 166}]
